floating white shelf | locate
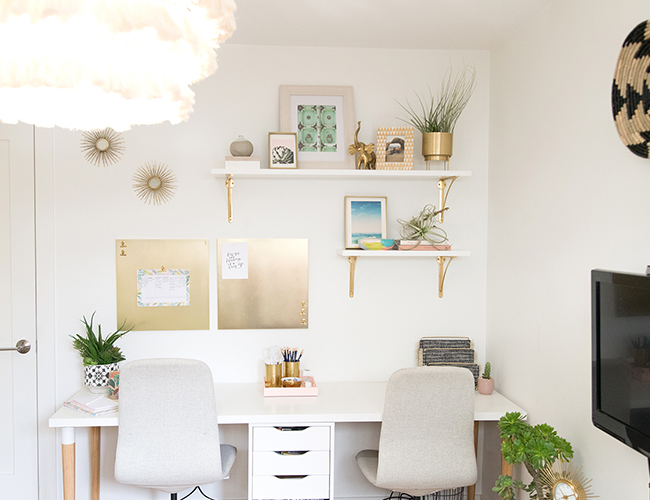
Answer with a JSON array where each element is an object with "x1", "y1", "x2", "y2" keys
[
  {"x1": 211, "y1": 168, "x2": 471, "y2": 180},
  {"x1": 337, "y1": 249, "x2": 471, "y2": 258},
  {"x1": 337, "y1": 249, "x2": 471, "y2": 299}
]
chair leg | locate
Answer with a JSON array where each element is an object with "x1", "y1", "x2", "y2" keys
[
  {"x1": 177, "y1": 486, "x2": 217, "y2": 500},
  {"x1": 195, "y1": 486, "x2": 216, "y2": 500},
  {"x1": 171, "y1": 494, "x2": 177, "y2": 500}
]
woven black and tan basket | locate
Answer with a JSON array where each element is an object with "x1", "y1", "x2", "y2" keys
[{"x1": 612, "y1": 20, "x2": 650, "y2": 158}]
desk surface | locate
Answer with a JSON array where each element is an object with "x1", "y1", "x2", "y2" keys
[{"x1": 49, "y1": 382, "x2": 525, "y2": 428}]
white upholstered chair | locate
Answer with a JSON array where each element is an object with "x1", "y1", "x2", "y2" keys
[
  {"x1": 115, "y1": 358, "x2": 237, "y2": 500},
  {"x1": 356, "y1": 366, "x2": 477, "y2": 498}
]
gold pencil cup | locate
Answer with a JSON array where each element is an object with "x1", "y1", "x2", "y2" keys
[
  {"x1": 265, "y1": 364, "x2": 282, "y2": 387},
  {"x1": 284, "y1": 361, "x2": 300, "y2": 378}
]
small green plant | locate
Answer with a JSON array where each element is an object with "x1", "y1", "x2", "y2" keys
[
  {"x1": 493, "y1": 412, "x2": 573, "y2": 500},
  {"x1": 397, "y1": 65, "x2": 476, "y2": 134},
  {"x1": 481, "y1": 362, "x2": 491, "y2": 379},
  {"x1": 70, "y1": 312, "x2": 133, "y2": 366}
]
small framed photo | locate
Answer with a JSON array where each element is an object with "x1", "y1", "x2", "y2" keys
[
  {"x1": 268, "y1": 132, "x2": 298, "y2": 169},
  {"x1": 279, "y1": 85, "x2": 355, "y2": 169},
  {"x1": 375, "y1": 126, "x2": 415, "y2": 170},
  {"x1": 345, "y1": 196, "x2": 388, "y2": 249}
]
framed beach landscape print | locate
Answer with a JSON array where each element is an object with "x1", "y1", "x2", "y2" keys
[
  {"x1": 279, "y1": 85, "x2": 355, "y2": 169},
  {"x1": 345, "y1": 196, "x2": 387, "y2": 249}
]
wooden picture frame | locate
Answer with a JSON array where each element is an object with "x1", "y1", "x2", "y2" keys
[
  {"x1": 344, "y1": 196, "x2": 388, "y2": 249},
  {"x1": 280, "y1": 85, "x2": 355, "y2": 169},
  {"x1": 268, "y1": 132, "x2": 298, "y2": 169},
  {"x1": 375, "y1": 126, "x2": 415, "y2": 170}
]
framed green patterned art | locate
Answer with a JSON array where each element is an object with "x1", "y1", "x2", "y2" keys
[{"x1": 279, "y1": 85, "x2": 355, "y2": 169}]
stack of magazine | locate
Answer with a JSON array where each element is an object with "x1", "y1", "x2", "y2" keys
[
  {"x1": 417, "y1": 336, "x2": 479, "y2": 386},
  {"x1": 65, "y1": 393, "x2": 119, "y2": 416}
]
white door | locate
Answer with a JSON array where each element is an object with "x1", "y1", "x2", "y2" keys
[{"x1": 0, "y1": 123, "x2": 38, "y2": 498}]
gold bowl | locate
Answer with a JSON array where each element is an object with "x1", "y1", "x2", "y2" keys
[{"x1": 281, "y1": 377, "x2": 302, "y2": 388}]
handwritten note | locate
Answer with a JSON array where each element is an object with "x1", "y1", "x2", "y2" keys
[
  {"x1": 222, "y1": 242, "x2": 248, "y2": 280},
  {"x1": 137, "y1": 269, "x2": 190, "y2": 307}
]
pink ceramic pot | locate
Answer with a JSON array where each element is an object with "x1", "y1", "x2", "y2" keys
[{"x1": 477, "y1": 377, "x2": 494, "y2": 395}]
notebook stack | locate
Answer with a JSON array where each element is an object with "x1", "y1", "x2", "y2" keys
[{"x1": 417, "y1": 337, "x2": 479, "y2": 386}]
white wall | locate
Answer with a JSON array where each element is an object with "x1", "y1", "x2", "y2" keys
[
  {"x1": 488, "y1": 1, "x2": 650, "y2": 498},
  {"x1": 43, "y1": 45, "x2": 491, "y2": 499}
]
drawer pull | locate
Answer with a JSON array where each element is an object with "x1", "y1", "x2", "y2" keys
[
  {"x1": 274, "y1": 475, "x2": 308, "y2": 480},
  {"x1": 274, "y1": 426, "x2": 308, "y2": 432},
  {"x1": 275, "y1": 451, "x2": 308, "y2": 456}
]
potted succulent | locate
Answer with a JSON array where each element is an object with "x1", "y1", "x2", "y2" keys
[
  {"x1": 70, "y1": 312, "x2": 133, "y2": 393},
  {"x1": 493, "y1": 412, "x2": 573, "y2": 500},
  {"x1": 477, "y1": 361, "x2": 494, "y2": 395},
  {"x1": 397, "y1": 65, "x2": 476, "y2": 164}
]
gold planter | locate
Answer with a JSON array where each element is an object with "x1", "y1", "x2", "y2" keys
[{"x1": 422, "y1": 132, "x2": 453, "y2": 161}]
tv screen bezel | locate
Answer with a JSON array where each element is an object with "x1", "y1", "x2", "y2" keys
[{"x1": 592, "y1": 268, "x2": 650, "y2": 458}]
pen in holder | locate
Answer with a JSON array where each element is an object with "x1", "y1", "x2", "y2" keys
[
  {"x1": 284, "y1": 361, "x2": 300, "y2": 378},
  {"x1": 265, "y1": 363, "x2": 282, "y2": 388}
]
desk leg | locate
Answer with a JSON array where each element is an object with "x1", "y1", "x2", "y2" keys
[
  {"x1": 61, "y1": 427, "x2": 75, "y2": 500},
  {"x1": 466, "y1": 421, "x2": 479, "y2": 500},
  {"x1": 90, "y1": 427, "x2": 101, "y2": 500},
  {"x1": 500, "y1": 444, "x2": 513, "y2": 477}
]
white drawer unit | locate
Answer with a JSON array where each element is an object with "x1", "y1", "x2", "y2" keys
[
  {"x1": 253, "y1": 425, "x2": 331, "y2": 451},
  {"x1": 253, "y1": 451, "x2": 330, "y2": 476},
  {"x1": 249, "y1": 424, "x2": 335, "y2": 500},
  {"x1": 252, "y1": 474, "x2": 330, "y2": 500}
]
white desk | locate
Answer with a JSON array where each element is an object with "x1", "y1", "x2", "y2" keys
[{"x1": 49, "y1": 382, "x2": 525, "y2": 500}]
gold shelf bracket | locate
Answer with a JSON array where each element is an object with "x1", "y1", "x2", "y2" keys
[
  {"x1": 348, "y1": 256, "x2": 358, "y2": 298},
  {"x1": 437, "y1": 176, "x2": 458, "y2": 223},
  {"x1": 225, "y1": 174, "x2": 235, "y2": 223},
  {"x1": 436, "y1": 255, "x2": 456, "y2": 298}
]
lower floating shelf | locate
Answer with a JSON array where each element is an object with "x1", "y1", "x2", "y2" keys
[{"x1": 336, "y1": 249, "x2": 471, "y2": 299}]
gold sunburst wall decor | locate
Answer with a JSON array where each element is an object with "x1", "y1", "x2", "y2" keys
[
  {"x1": 80, "y1": 128, "x2": 125, "y2": 167},
  {"x1": 133, "y1": 162, "x2": 177, "y2": 205},
  {"x1": 538, "y1": 460, "x2": 597, "y2": 500}
]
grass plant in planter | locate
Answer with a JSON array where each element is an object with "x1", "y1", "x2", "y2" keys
[
  {"x1": 397, "y1": 65, "x2": 476, "y2": 165},
  {"x1": 70, "y1": 312, "x2": 133, "y2": 393}
]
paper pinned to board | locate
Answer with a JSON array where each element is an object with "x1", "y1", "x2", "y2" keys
[
  {"x1": 137, "y1": 269, "x2": 190, "y2": 307},
  {"x1": 222, "y1": 242, "x2": 248, "y2": 279}
]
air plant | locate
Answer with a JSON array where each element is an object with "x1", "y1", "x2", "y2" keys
[{"x1": 397, "y1": 204, "x2": 449, "y2": 247}]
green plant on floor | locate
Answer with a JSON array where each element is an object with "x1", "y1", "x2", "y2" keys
[
  {"x1": 493, "y1": 412, "x2": 573, "y2": 500},
  {"x1": 70, "y1": 312, "x2": 133, "y2": 366},
  {"x1": 481, "y1": 361, "x2": 491, "y2": 379}
]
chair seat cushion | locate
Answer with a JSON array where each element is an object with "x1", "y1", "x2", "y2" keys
[
  {"x1": 220, "y1": 444, "x2": 237, "y2": 478},
  {"x1": 356, "y1": 449, "x2": 379, "y2": 485}
]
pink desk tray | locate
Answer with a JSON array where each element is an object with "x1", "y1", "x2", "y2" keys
[{"x1": 263, "y1": 376, "x2": 318, "y2": 397}]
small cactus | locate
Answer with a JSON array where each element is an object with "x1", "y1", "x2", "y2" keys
[{"x1": 481, "y1": 362, "x2": 491, "y2": 379}]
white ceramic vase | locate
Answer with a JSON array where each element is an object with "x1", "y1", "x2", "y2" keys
[{"x1": 84, "y1": 362, "x2": 120, "y2": 394}]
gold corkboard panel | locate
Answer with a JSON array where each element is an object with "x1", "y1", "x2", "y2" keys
[
  {"x1": 116, "y1": 239, "x2": 209, "y2": 331},
  {"x1": 217, "y1": 239, "x2": 308, "y2": 330}
]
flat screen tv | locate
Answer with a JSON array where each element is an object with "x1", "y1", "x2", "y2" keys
[{"x1": 592, "y1": 269, "x2": 650, "y2": 458}]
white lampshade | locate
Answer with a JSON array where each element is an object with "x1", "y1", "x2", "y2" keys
[{"x1": 0, "y1": 0, "x2": 236, "y2": 131}]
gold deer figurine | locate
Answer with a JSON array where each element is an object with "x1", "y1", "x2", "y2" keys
[{"x1": 349, "y1": 121, "x2": 376, "y2": 170}]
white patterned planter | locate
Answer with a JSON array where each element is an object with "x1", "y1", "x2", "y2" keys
[{"x1": 84, "y1": 362, "x2": 119, "y2": 393}]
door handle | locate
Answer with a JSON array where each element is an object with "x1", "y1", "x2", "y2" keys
[{"x1": 0, "y1": 339, "x2": 31, "y2": 354}]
